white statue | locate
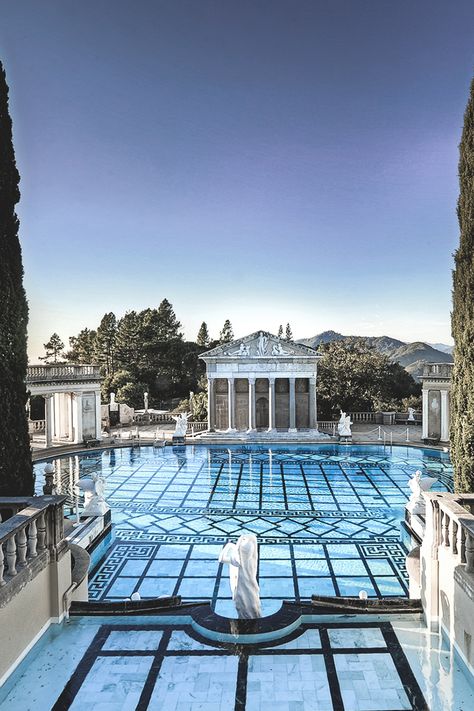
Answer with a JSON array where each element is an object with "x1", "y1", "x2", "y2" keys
[
  {"x1": 407, "y1": 407, "x2": 415, "y2": 422},
  {"x1": 272, "y1": 343, "x2": 291, "y2": 356},
  {"x1": 257, "y1": 332, "x2": 268, "y2": 357},
  {"x1": 219, "y1": 533, "x2": 261, "y2": 619},
  {"x1": 172, "y1": 412, "x2": 189, "y2": 437},
  {"x1": 406, "y1": 470, "x2": 437, "y2": 515},
  {"x1": 337, "y1": 410, "x2": 352, "y2": 437},
  {"x1": 144, "y1": 391, "x2": 149, "y2": 412},
  {"x1": 76, "y1": 473, "x2": 109, "y2": 517},
  {"x1": 231, "y1": 343, "x2": 250, "y2": 357}
]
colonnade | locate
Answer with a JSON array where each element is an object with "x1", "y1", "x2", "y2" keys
[
  {"x1": 207, "y1": 376, "x2": 317, "y2": 432},
  {"x1": 42, "y1": 390, "x2": 101, "y2": 446}
]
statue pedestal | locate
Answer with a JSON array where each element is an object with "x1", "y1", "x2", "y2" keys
[
  {"x1": 172, "y1": 435, "x2": 185, "y2": 445},
  {"x1": 339, "y1": 435, "x2": 352, "y2": 443}
]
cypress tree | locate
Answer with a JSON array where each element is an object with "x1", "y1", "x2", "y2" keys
[
  {"x1": 285, "y1": 323, "x2": 293, "y2": 342},
  {"x1": 451, "y1": 78, "x2": 474, "y2": 492},
  {"x1": 0, "y1": 62, "x2": 33, "y2": 495},
  {"x1": 277, "y1": 324, "x2": 283, "y2": 339}
]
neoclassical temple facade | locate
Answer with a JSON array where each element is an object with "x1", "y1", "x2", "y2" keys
[{"x1": 200, "y1": 331, "x2": 321, "y2": 432}]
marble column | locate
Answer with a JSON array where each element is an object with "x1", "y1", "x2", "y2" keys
[
  {"x1": 227, "y1": 377, "x2": 236, "y2": 431},
  {"x1": 69, "y1": 393, "x2": 75, "y2": 442},
  {"x1": 207, "y1": 378, "x2": 215, "y2": 431},
  {"x1": 441, "y1": 389, "x2": 449, "y2": 442},
  {"x1": 248, "y1": 378, "x2": 256, "y2": 431},
  {"x1": 308, "y1": 377, "x2": 317, "y2": 429},
  {"x1": 44, "y1": 393, "x2": 54, "y2": 448},
  {"x1": 95, "y1": 390, "x2": 102, "y2": 439},
  {"x1": 422, "y1": 388, "x2": 429, "y2": 439},
  {"x1": 268, "y1": 377, "x2": 276, "y2": 431},
  {"x1": 289, "y1": 377, "x2": 297, "y2": 432},
  {"x1": 72, "y1": 392, "x2": 83, "y2": 444}
]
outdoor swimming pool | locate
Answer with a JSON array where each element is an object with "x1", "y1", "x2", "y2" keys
[{"x1": 34, "y1": 444, "x2": 453, "y2": 616}]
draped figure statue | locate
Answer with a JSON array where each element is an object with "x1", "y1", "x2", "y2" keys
[{"x1": 219, "y1": 533, "x2": 261, "y2": 619}]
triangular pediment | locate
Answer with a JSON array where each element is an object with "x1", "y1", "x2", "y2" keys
[{"x1": 200, "y1": 331, "x2": 320, "y2": 359}]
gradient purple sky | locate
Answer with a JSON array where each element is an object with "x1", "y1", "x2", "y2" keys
[{"x1": 2, "y1": 1, "x2": 473, "y2": 359}]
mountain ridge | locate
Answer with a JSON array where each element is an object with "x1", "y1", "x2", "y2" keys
[{"x1": 297, "y1": 331, "x2": 453, "y2": 380}]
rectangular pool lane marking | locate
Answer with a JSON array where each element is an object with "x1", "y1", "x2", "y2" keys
[{"x1": 298, "y1": 462, "x2": 316, "y2": 510}]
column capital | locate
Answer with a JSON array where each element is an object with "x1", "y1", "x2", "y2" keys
[
  {"x1": 248, "y1": 377, "x2": 256, "y2": 385},
  {"x1": 43, "y1": 393, "x2": 54, "y2": 400}
]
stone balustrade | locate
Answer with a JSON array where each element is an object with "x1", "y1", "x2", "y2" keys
[
  {"x1": 0, "y1": 496, "x2": 67, "y2": 591},
  {"x1": 27, "y1": 364, "x2": 100, "y2": 383},
  {"x1": 350, "y1": 412, "x2": 377, "y2": 423},
  {"x1": 317, "y1": 420, "x2": 337, "y2": 434},
  {"x1": 414, "y1": 491, "x2": 474, "y2": 676},
  {"x1": 427, "y1": 492, "x2": 474, "y2": 575},
  {"x1": 28, "y1": 420, "x2": 46, "y2": 433}
]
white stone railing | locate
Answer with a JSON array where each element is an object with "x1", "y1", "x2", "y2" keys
[
  {"x1": 317, "y1": 421, "x2": 337, "y2": 434},
  {"x1": 133, "y1": 412, "x2": 174, "y2": 424},
  {"x1": 28, "y1": 420, "x2": 46, "y2": 433},
  {"x1": 350, "y1": 412, "x2": 377, "y2": 423},
  {"x1": 27, "y1": 364, "x2": 101, "y2": 382},
  {"x1": 187, "y1": 421, "x2": 208, "y2": 434},
  {"x1": 0, "y1": 496, "x2": 66, "y2": 589},
  {"x1": 428, "y1": 493, "x2": 474, "y2": 574}
]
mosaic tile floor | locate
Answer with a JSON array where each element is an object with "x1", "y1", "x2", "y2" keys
[
  {"x1": 35, "y1": 444, "x2": 453, "y2": 613},
  {"x1": 4, "y1": 614, "x2": 473, "y2": 711}
]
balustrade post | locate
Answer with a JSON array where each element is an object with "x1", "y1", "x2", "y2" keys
[
  {"x1": 6, "y1": 536, "x2": 17, "y2": 576},
  {"x1": 452, "y1": 520, "x2": 458, "y2": 555},
  {"x1": 0, "y1": 545, "x2": 5, "y2": 586},
  {"x1": 28, "y1": 519, "x2": 38, "y2": 558},
  {"x1": 17, "y1": 527, "x2": 27, "y2": 567},
  {"x1": 461, "y1": 526, "x2": 467, "y2": 564},
  {"x1": 466, "y1": 532, "x2": 474, "y2": 575},
  {"x1": 37, "y1": 513, "x2": 47, "y2": 552}
]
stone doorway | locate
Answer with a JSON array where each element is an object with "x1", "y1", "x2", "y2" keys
[{"x1": 256, "y1": 397, "x2": 269, "y2": 429}]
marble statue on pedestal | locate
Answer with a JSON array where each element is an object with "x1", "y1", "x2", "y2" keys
[
  {"x1": 172, "y1": 412, "x2": 189, "y2": 437},
  {"x1": 337, "y1": 410, "x2": 352, "y2": 437},
  {"x1": 76, "y1": 473, "x2": 109, "y2": 516},
  {"x1": 406, "y1": 470, "x2": 437, "y2": 515},
  {"x1": 407, "y1": 407, "x2": 416, "y2": 422},
  {"x1": 219, "y1": 533, "x2": 261, "y2": 619}
]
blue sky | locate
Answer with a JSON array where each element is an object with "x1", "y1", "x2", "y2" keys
[{"x1": 1, "y1": 1, "x2": 473, "y2": 359}]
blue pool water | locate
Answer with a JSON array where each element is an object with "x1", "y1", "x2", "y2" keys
[{"x1": 34, "y1": 444, "x2": 452, "y2": 616}]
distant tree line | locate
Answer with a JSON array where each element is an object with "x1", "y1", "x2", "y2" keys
[
  {"x1": 40, "y1": 313, "x2": 419, "y2": 418},
  {"x1": 40, "y1": 302, "x2": 237, "y2": 409}
]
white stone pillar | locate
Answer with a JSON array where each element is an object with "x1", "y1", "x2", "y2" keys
[
  {"x1": 44, "y1": 394, "x2": 54, "y2": 448},
  {"x1": 440, "y1": 390, "x2": 449, "y2": 442},
  {"x1": 308, "y1": 377, "x2": 317, "y2": 429},
  {"x1": 289, "y1": 377, "x2": 296, "y2": 432},
  {"x1": 207, "y1": 378, "x2": 215, "y2": 431},
  {"x1": 248, "y1": 378, "x2": 256, "y2": 431},
  {"x1": 95, "y1": 390, "x2": 102, "y2": 439},
  {"x1": 268, "y1": 377, "x2": 276, "y2": 432},
  {"x1": 227, "y1": 378, "x2": 236, "y2": 431},
  {"x1": 422, "y1": 387, "x2": 429, "y2": 439},
  {"x1": 69, "y1": 393, "x2": 75, "y2": 442},
  {"x1": 72, "y1": 392, "x2": 83, "y2": 444}
]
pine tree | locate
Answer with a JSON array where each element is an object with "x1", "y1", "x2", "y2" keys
[
  {"x1": 451, "y1": 78, "x2": 474, "y2": 492},
  {"x1": 285, "y1": 323, "x2": 293, "y2": 342},
  {"x1": 94, "y1": 312, "x2": 117, "y2": 376},
  {"x1": 115, "y1": 311, "x2": 141, "y2": 371},
  {"x1": 155, "y1": 299, "x2": 183, "y2": 341},
  {"x1": 219, "y1": 319, "x2": 234, "y2": 343},
  {"x1": 277, "y1": 324, "x2": 283, "y2": 339},
  {"x1": 197, "y1": 321, "x2": 210, "y2": 347},
  {"x1": 66, "y1": 328, "x2": 97, "y2": 363},
  {"x1": 0, "y1": 62, "x2": 33, "y2": 495},
  {"x1": 40, "y1": 333, "x2": 65, "y2": 363}
]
